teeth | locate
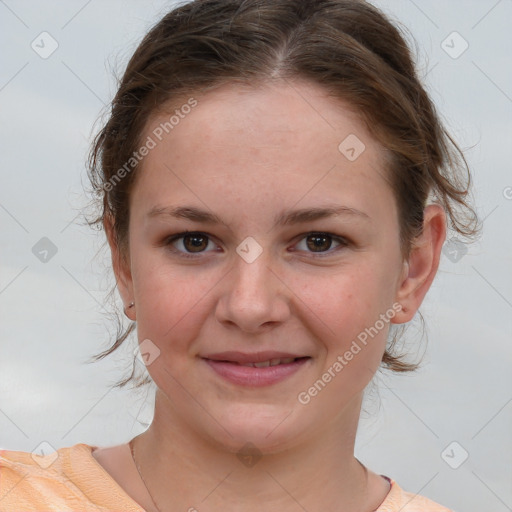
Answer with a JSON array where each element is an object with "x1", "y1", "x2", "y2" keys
[
  {"x1": 253, "y1": 360, "x2": 271, "y2": 368},
  {"x1": 239, "y1": 357, "x2": 297, "y2": 367}
]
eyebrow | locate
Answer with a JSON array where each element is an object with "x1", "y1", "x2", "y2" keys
[{"x1": 147, "y1": 204, "x2": 371, "y2": 228}]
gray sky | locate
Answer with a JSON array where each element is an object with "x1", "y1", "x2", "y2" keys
[{"x1": 1, "y1": 1, "x2": 511, "y2": 511}]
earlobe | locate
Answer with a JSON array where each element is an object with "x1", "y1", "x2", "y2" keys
[
  {"x1": 391, "y1": 204, "x2": 447, "y2": 324},
  {"x1": 103, "y1": 215, "x2": 135, "y2": 320}
]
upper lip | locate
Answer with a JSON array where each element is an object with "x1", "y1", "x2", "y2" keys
[{"x1": 202, "y1": 351, "x2": 308, "y2": 364}]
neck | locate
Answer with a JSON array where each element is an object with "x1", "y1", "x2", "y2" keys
[{"x1": 132, "y1": 389, "x2": 376, "y2": 512}]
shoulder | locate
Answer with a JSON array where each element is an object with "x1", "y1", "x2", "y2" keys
[
  {"x1": 377, "y1": 477, "x2": 453, "y2": 512},
  {"x1": 0, "y1": 443, "x2": 89, "y2": 510},
  {"x1": 0, "y1": 443, "x2": 142, "y2": 511}
]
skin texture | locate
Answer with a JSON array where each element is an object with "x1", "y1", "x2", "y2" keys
[{"x1": 99, "y1": 79, "x2": 446, "y2": 512}]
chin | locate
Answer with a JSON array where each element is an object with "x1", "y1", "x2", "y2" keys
[{"x1": 204, "y1": 403, "x2": 304, "y2": 455}]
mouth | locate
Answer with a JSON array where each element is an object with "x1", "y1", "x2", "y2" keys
[
  {"x1": 209, "y1": 356, "x2": 309, "y2": 367},
  {"x1": 201, "y1": 352, "x2": 312, "y2": 387}
]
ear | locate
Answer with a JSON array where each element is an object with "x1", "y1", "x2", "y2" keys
[
  {"x1": 391, "y1": 204, "x2": 447, "y2": 324},
  {"x1": 104, "y1": 214, "x2": 135, "y2": 321}
]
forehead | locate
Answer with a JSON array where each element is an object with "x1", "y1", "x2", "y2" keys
[
  {"x1": 145, "y1": 79, "x2": 380, "y2": 159},
  {"x1": 134, "y1": 79, "x2": 395, "y2": 227}
]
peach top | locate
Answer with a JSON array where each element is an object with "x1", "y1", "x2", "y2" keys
[{"x1": 0, "y1": 444, "x2": 452, "y2": 511}]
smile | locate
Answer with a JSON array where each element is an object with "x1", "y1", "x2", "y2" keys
[
  {"x1": 201, "y1": 354, "x2": 311, "y2": 387},
  {"x1": 228, "y1": 357, "x2": 299, "y2": 367}
]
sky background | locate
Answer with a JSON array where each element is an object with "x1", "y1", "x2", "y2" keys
[{"x1": 1, "y1": 1, "x2": 511, "y2": 511}]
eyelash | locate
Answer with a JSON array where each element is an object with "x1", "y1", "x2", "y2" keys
[{"x1": 163, "y1": 231, "x2": 349, "y2": 260}]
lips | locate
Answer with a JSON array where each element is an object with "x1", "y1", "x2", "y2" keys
[
  {"x1": 236, "y1": 357, "x2": 297, "y2": 367},
  {"x1": 201, "y1": 351, "x2": 309, "y2": 365},
  {"x1": 201, "y1": 351, "x2": 311, "y2": 387}
]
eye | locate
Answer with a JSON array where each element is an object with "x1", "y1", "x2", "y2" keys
[
  {"x1": 164, "y1": 231, "x2": 218, "y2": 258},
  {"x1": 293, "y1": 232, "x2": 348, "y2": 256}
]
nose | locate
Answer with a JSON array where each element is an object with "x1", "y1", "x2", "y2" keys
[{"x1": 215, "y1": 248, "x2": 290, "y2": 334}]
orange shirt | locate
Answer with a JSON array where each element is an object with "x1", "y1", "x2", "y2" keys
[{"x1": 0, "y1": 443, "x2": 452, "y2": 511}]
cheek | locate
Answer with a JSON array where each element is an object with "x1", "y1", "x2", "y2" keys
[
  {"x1": 130, "y1": 251, "x2": 214, "y2": 354},
  {"x1": 297, "y1": 274, "x2": 392, "y2": 406},
  {"x1": 292, "y1": 264, "x2": 394, "y2": 379},
  {"x1": 296, "y1": 264, "x2": 393, "y2": 334}
]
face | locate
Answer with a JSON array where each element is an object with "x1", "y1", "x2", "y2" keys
[{"x1": 114, "y1": 80, "x2": 418, "y2": 453}]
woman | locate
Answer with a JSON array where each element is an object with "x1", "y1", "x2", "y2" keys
[{"x1": 0, "y1": 1, "x2": 478, "y2": 510}]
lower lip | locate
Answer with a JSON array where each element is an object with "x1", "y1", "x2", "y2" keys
[{"x1": 203, "y1": 358, "x2": 310, "y2": 387}]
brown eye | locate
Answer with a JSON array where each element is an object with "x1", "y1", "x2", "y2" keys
[
  {"x1": 165, "y1": 232, "x2": 217, "y2": 258},
  {"x1": 182, "y1": 233, "x2": 209, "y2": 252},
  {"x1": 294, "y1": 232, "x2": 348, "y2": 256},
  {"x1": 306, "y1": 234, "x2": 333, "y2": 252}
]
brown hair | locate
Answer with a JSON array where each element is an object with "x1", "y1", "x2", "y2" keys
[{"x1": 87, "y1": 0, "x2": 479, "y2": 388}]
